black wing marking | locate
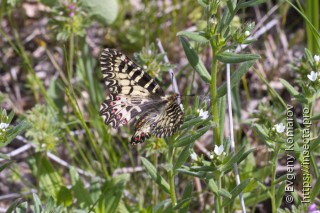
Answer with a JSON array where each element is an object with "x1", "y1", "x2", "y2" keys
[
  {"x1": 100, "y1": 94, "x2": 167, "y2": 129},
  {"x1": 100, "y1": 48, "x2": 165, "y2": 97},
  {"x1": 130, "y1": 94, "x2": 184, "y2": 144}
]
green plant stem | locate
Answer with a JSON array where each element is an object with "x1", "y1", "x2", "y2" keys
[
  {"x1": 153, "y1": 153, "x2": 158, "y2": 205},
  {"x1": 68, "y1": 33, "x2": 75, "y2": 80},
  {"x1": 270, "y1": 145, "x2": 280, "y2": 213},
  {"x1": 210, "y1": 47, "x2": 220, "y2": 145},
  {"x1": 168, "y1": 144, "x2": 177, "y2": 209},
  {"x1": 66, "y1": 89, "x2": 110, "y2": 179},
  {"x1": 214, "y1": 173, "x2": 222, "y2": 213}
]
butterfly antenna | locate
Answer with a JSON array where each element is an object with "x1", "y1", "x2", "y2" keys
[{"x1": 156, "y1": 38, "x2": 181, "y2": 104}]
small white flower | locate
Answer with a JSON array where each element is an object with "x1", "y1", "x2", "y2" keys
[
  {"x1": 190, "y1": 152, "x2": 198, "y2": 161},
  {"x1": 314, "y1": 55, "x2": 320, "y2": 63},
  {"x1": 209, "y1": 17, "x2": 217, "y2": 25},
  {"x1": 209, "y1": 154, "x2": 214, "y2": 159},
  {"x1": 244, "y1": 30, "x2": 250, "y2": 37},
  {"x1": 307, "y1": 71, "x2": 318, "y2": 82},
  {"x1": 0, "y1": 123, "x2": 9, "y2": 129},
  {"x1": 179, "y1": 104, "x2": 184, "y2": 112},
  {"x1": 275, "y1": 123, "x2": 285, "y2": 133},
  {"x1": 214, "y1": 145, "x2": 224, "y2": 156},
  {"x1": 197, "y1": 109, "x2": 209, "y2": 120},
  {"x1": 41, "y1": 143, "x2": 47, "y2": 148}
]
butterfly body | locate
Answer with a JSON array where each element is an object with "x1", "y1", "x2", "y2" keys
[{"x1": 99, "y1": 48, "x2": 183, "y2": 144}]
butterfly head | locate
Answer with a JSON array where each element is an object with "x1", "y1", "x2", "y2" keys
[{"x1": 164, "y1": 92, "x2": 180, "y2": 102}]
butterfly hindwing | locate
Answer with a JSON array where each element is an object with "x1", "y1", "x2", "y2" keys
[
  {"x1": 130, "y1": 94, "x2": 184, "y2": 144},
  {"x1": 151, "y1": 99, "x2": 184, "y2": 138}
]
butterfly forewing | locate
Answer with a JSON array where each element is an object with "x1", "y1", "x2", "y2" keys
[
  {"x1": 100, "y1": 48, "x2": 165, "y2": 96},
  {"x1": 99, "y1": 48, "x2": 183, "y2": 144}
]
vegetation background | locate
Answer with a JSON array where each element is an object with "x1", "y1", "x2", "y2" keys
[{"x1": 0, "y1": 0, "x2": 319, "y2": 212}]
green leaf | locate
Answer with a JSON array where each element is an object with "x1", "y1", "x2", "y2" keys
[
  {"x1": 279, "y1": 78, "x2": 299, "y2": 96},
  {"x1": 153, "y1": 199, "x2": 172, "y2": 213},
  {"x1": 57, "y1": 186, "x2": 72, "y2": 207},
  {"x1": 304, "y1": 48, "x2": 314, "y2": 62},
  {"x1": 177, "y1": 31, "x2": 209, "y2": 44},
  {"x1": 5, "y1": 198, "x2": 21, "y2": 213},
  {"x1": 1, "y1": 121, "x2": 30, "y2": 147},
  {"x1": 140, "y1": 157, "x2": 170, "y2": 194},
  {"x1": 178, "y1": 181, "x2": 193, "y2": 213},
  {"x1": 0, "y1": 153, "x2": 10, "y2": 160},
  {"x1": 173, "y1": 145, "x2": 192, "y2": 175},
  {"x1": 179, "y1": 36, "x2": 211, "y2": 83},
  {"x1": 311, "y1": 176, "x2": 320, "y2": 201},
  {"x1": 32, "y1": 193, "x2": 42, "y2": 213},
  {"x1": 236, "y1": 0, "x2": 265, "y2": 9},
  {"x1": 216, "y1": 52, "x2": 260, "y2": 63},
  {"x1": 0, "y1": 161, "x2": 12, "y2": 172},
  {"x1": 82, "y1": 0, "x2": 118, "y2": 25},
  {"x1": 33, "y1": 153, "x2": 63, "y2": 198},
  {"x1": 174, "y1": 126, "x2": 210, "y2": 147},
  {"x1": 242, "y1": 39, "x2": 258, "y2": 44},
  {"x1": 222, "y1": 179, "x2": 251, "y2": 207},
  {"x1": 70, "y1": 167, "x2": 92, "y2": 207},
  {"x1": 245, "y1": 189, "x2": 270, "y2": 206},
  {"x1": 254, "y1": 70, "x2": 287, "y2": 108},
  {"x1": 275, "y1": 181, "x2": 286, "y2": 209},
  {"x1": 99, "y1": 174, "x2": 129, "y2": 213},
  {"x1": 218, "y1": 189, "x2": 232, "y2": 199},
  {"x1": 173, "y1": 198, "x2": 191, "y2": 210},
  {"x1": 207, "y1": 179, "x2": 218, "y2": 194},
  {"x1": 176, "y1": 169, "x2": 206, "y2": 178},
  {"x1": 218, "y1": 146, "x2": 254, "y2": 173},
  {"x1": 218, "y1": 96, "x2": 226, "y2": 144},
  {"x1": 197, "y1": 0, "x2": 209, "y2": 7},
  {"x1": 311, "y1": 112, "x2": 320, "y2": 120},
  {"x1": 15, "y1": 202, "x2": 28, "y2": 213},
  {"x1": 217, "y1": 60, "x2": 255, "y2": 98},
  {"x1": 310, "y1": 136, "x2": 320, "y2": 151},
  {"x1": 180, "y1": 117, "x2": 206, "y2": 130},
  {"x1": 252, "y1": 124, "x2": 269, "y2": 141},
  {"x1": 39, "y1": 0, "x2": 59, "y2": 7}
]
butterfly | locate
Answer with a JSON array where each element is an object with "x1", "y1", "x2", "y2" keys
[{"x1": 99, "y1": 48, "x2": 184, "y2": 145}]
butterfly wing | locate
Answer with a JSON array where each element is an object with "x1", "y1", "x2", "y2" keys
[
  {"x1": 130, "y1": 94, "x2": 184, "y2": 144},
  {"x1": 99, "y1": 48, "x2": 165, "y2": 128},
  {"x1": 150, "y1": 95, "x2": 184, "y2": 138},
  {"x1": 100, "y1": 48, "x2": 165, "y2": 96}
]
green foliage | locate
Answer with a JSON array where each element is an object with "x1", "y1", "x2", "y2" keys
[
  {"x1": 41, "y1": 0, "x2": 118, "y2": 40},
  {"x1": 82, "y1": 0, "x2": 118, "y2": 25},
  {"x1": 25, "y1": 105, "x2": 63, "y2": 151},
  {"x1": 0, "y1": 108, "x2": 30, "y2": 147},
  {"x1": 134, "y1": 43, "x2": 175, "y2": 79},
  {"x1": 48, "y1": 2, "x2": 89, "y2": 41}
]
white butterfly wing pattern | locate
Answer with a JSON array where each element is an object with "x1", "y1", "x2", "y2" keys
[{"x1": 99, "y1": 48, "x2": 183, "y2": 144}]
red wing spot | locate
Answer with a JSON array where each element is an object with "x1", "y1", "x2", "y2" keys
[
  {"x1": 109, "y1": 101, "x2": 114, "y2": 106},
  {"x1": 141, "y1": 133, "x2": 145, "y2": 137},
  {"x1": 122, "y1": 119, "x2": 127, "y2": 125},
  {"x1": 116, "y1": 96, "x2": 120, "y2": 101},
  {"x1": 135, "y1": 137, "x2": 139, "y2": 141},
  {"x1": 112, "y1": 109, "x2": 116, "y2": 113},
  {"x1": 117, "y1": 113, "x2": 122, "y2": 119}
]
